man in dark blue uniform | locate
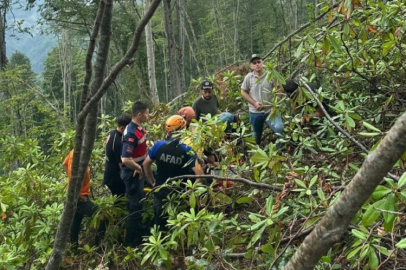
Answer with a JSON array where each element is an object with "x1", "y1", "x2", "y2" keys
[
  {"x1": 103, "y1": 114, "x2": 131, "y2": 197},
  {"x1": 143, "y1": 115, "x2": 204, "y2": 230},
  {"x1": 121, "y1": 101, "x2": 149, "y2": 247}
]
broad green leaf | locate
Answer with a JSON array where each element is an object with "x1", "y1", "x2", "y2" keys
[
  {"x1": 261, "y1": 243, "x2": 275, "y2": 254},
  {"x1": 398, "y1": 171, "x2": 406, "y2": 188},
  {"x1": 372, "y1": 244, "x2": 389, "y2": 256},
  {"x1": 351, "y1": 229, "x2": 367, "y2": 240},
  {"x1": 141, "y1": 251, "x2": 153, "y2": 265},
  {"x1": 382, "y1": 41, "x2": 395, "y2": 56},
  {"x1": 382, "y1": 193, "x2": 396, "y2": 231},
  {"x1": 309, "y1": 175, "x2": 318, "y2": 188},
  {"x1": 0, "y1": 202, "x2": 7, "y2": 213},
  {"x1": 236, "y1": 196, "x2": 253, "y2": 204},
  {"x1": 294, "y1": 179, "x2": 307, "y2": 188},
  {"x1": 348, "y1": 113, "x2": 361, "y2": 120},
  {"x1": 362, "y1": 200, "x2": 385, "y2": 226},
  {"x1": 189, "y1": 193, "x2": 196, "y2": 209},
  {"x1": 317, "y1": 189, "x2": 326, "y2": 201},
  {"x1": 395, "y1": 238, "x2": 406, "y2": 249},
  {"x1": 328, "y1": 35, "x2": 342, "y2": 52},
  {"x1": 251, "y1": 150, "x2": 269, "y2": 163},
  {"x1": 247, "y1": 226, "x2": 266, "y2": 249},
  {"x1": 362, "y1": 121, "x2": 381, "y2": 132},
  {"x1": 321, "y1": 256, "x2": 331, "y2": 263},
  {"x1": 319, "y1": 147, "x2": 336, "y2": 152},
  {"x1": 372, "y1": 185, "x2": 391, "y2": 200},
  {"x1": 343, "y1": 22, "x2": 350, "y2": 36},
  {"x1": 345, "y1": 114, "x2": 356, "y2": 128},
  {"x1": 159, "y1": 249, "x2": 169, "y2": 260},
  {"x1": 358, "y1": 132, "x2": 381, "y2": 137},
  {"x1": 307, "y1": 35, "x2": 316, "y2": 46},
  {"x1": 270, "y1": 69, "x2": 286, "y2": 85},
  {"x1": 265, "y1": 196, "x2": 274, "y2": 216},
  {"x1": 294, "y1": 42, "x2": 304, "y2": 58},
  {"x1": 369, "y1": 248, "x2": 379, "y2": 270},
  {"x1": 250, "y1": 219, "x2": 267, "y2": 231},
  {"x1": 347, "y1": 246, "x2": 362, "y2": 259}
]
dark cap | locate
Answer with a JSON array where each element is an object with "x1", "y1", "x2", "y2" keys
[
  {"x1": 250, "y1": 54, "x2": 262, "y2": 62},
  {"x1": 201, "y1": 80, "x2": 213, "y2": 89}
]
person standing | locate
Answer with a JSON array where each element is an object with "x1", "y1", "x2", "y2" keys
[
  {"x1": 63, "y1": 150, "x2": 107, "y2": 248},
  {"x1": 121, "y1": 101, "x2": 149, "y2": 247},
  {"x1": 103, "y1": 114, "x2": 132, "y2": 197},
  {"x1": 191, "y1": 81, "x2": 240, "y2": 133},
  {"x1": 241, "y1": 54, "x2": 284, "y2": 145},
  {"x1": 192, "y1": 80, "x2": 221, "y2": 121},
  {"x1": 143, "y1": 115, "x2": 204, "y2": 230}
]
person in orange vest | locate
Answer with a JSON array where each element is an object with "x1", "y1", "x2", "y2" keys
[{"x1": 62, "y1": 150, "x2": 107, "y2": 248}]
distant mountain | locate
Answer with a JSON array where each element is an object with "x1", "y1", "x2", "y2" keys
[{"x1": 6, "y1": 3, "x2": 56, "y2": 74}]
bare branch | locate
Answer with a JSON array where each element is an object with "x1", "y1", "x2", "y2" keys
[
  {"x1": 284, "y1": 110, "x2": 406, "y2": 270},
  {"x1": 78, "y1": 0, "x2": 163, "y2": 121},
  {"x1": 263, "y1": 3, "x2": 340, "y2": 60},
  {"x1": 300, "y1": 79, "x2": 399, "y2": 182},
  {"x1": 153, "y1": 174, "x2": 283, "y2": 192}
]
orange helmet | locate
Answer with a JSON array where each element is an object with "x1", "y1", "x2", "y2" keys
[
  {"x1": 165, "y1": 115, "x2": 186, "y2": 132},
  {"x1": 178, "y1": 106, "x2": 196, "y2": 123}
]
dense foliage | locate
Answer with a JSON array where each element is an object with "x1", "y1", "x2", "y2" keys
[{"x1": 1, "y1": 0, "x2": 406, "y2": 269}]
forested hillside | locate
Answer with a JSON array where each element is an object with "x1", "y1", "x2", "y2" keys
[
  {"x1": 0, "y1": 0, "x2": 406, "y2": 269},
  {"x1": 6, "y1": 0, "x2": 55, "y2": 73}
]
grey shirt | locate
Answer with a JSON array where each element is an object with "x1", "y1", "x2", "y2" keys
[{"x1": 241, "y1": 71, "x2": 273, "y2": 113}]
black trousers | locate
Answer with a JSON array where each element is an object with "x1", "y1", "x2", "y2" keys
[
  {"x1": 70, "y1": 197, "x2": 107, "y2": 246},
  {"x1": 153, "y1": 187, "x2": 171, "y2": 231},
  {"x1": 104, "y1": 167, "x2": 126, "y2": 198},
  {"x1": 106, "y1": 180, "x2": 126, "y2": 198},
  {"x1": 121, "y1": 170, "x2": 145, "y2": 247}
]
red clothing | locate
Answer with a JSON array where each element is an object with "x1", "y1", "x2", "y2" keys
[{"x1": 122, "y1": 121, "x2": 147, "y2": 164}]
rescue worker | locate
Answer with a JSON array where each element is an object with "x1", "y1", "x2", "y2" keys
[
  {"x1": 121, "y1": 101, "x2": 149, "y2": 247},
  {"x1": 103, "y1": 114, "x2": 132, "y2": 197},
  {"x1": 63, "y1": 150, "x2": 107, "y2": 248},
  {"x1": 143, "y1": 115, "x2": 204, "y2": 230}
]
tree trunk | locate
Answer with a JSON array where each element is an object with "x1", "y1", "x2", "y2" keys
[
  {"x1": 163, "y1": 43, "x2": 169, "y2": 102},
  {"x1": 212, "y1": 0, "x2": 226, "y2": 66},
  {"x1": 314, "y1": 0, "x2": 318, "y2": 18},
  {"x1": 284, "y1": 111, "x2": 406, "y2": 270},
  {"x1": 58, "y1": 30, "x2": 72, "y2": 118},
  {"x1": 176, "y1": 0, "x2": 185, "y2": 93},
  {"x1": 233, "y1": 0, "x2": 240, "y2": 62},
  {"x1": 163, "y1": 0, "x2": 180, "y2": 99},
  {"x1": 45, "y1": 1, "x2": 163, "y2": 269},
  {"x1": 181, "y1": 2, "x2": 201, "y2": 75},
  {"x1": 0, "y1": 2, "x2": 8, "y2": 69},
  {"x1": 143, "y1": 0, "x2": 159, "y2": 105}
]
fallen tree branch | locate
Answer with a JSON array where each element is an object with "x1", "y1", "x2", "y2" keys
[
  {"x1": 167, "y1": 92, "x2": 188, "y2": 107},
  {"x1": 166, "y1": 174, "x2": 283, "y2": 191},
  {"x1": 300, "y1": 79, "x2": 399, "y2": 182},
  {"x1": 284, "y1": 93, "x2": 406, "y2": 270}
]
